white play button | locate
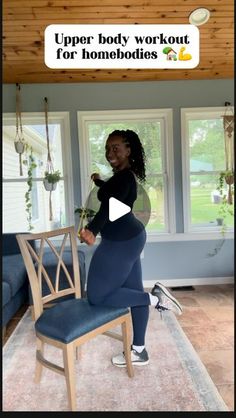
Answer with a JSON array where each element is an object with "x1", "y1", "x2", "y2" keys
[{"x1": 109, "y1": 197, "x2": 131, "y2": 222}]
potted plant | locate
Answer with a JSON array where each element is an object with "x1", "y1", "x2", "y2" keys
[
  {"x1": 14, "y1": 140, "x2": 25, "y2": 154},
  {"x1": 43, "y1": 170, "x2": 61, "y2": 191},
  {"x1": 74, "y1": 207, "x2": 96, "y2": 223},
  {"x1": 74, "y1": 206, "x2": 96, "y2": 239},
  {"x1": 217, "y1": 169, "x2": 234, "y2": 204},
  {"x1": 216, "y1": 169, "x2": 234, "y2": 231}
]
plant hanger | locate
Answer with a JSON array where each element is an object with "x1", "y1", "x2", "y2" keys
[
  {"x1": 43, "y1": 97, "x2": 55, "y2": 221},
  {"x1": 14, "y1": 83, "x2": 25, "y2": 176},
  {"x1": 222, "y1": 102, "x2": 234, "y2": 204},
  {"x1": 44, "y1": 97, "x2": 54, "y2": 175}
]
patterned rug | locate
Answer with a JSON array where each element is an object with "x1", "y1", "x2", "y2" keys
[{"x1": 3, "y1": 308, "x2": 228, "y2": 412}]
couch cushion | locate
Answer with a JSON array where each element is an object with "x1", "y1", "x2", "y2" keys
[
  {"x1": 3, "y1": 233, "x2": 36, "y2": 256},
  {"x1": 2, "y1": 284, "x2": 28, "y2": 328},
  {"x1": 2, "y1": 281, "x2": 11, "y2": 307},
  {"x1": 3, "y1": 233, "x2": 25, "y2": 256},
  {"x1": 2, "y1": 254, "x2": 27, "y2": 297}
]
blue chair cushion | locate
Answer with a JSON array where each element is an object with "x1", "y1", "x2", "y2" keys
[
  {"x1": 2, "y1": 254, "x2": 27, "y2": 297},
  {"x1": 35, "y1": 298, "x2": 129, "y2": 344}
]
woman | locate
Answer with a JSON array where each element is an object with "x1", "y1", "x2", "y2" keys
[{"x1": 79, "y1": 129, "x2": 182, "y2": 367}]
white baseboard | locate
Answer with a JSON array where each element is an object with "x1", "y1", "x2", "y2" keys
[{"x1": 143, "y1": 276, "x2": 234, "y2": 288}]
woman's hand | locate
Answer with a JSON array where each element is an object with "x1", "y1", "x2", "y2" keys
[
  {"x1": 79, "y1": 228, "x2": 96, "y2": 246},
  {"x1": 91, "y1": 172, "x2": 101, "y2": 182}
]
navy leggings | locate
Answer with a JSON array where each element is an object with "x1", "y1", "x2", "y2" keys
[{"x1": 87, "y1": 229, "x2": 150, "y2": 346}]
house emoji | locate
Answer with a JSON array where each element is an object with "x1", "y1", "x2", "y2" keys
[
  {"x1": 167, "y1": 49, "x2": 177, "y2": 60},
  {"x1": 162, "y1": 47, "x2": 177, "y2": 61}
]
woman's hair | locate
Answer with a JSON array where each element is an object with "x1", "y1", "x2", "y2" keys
[{"x1": 108, "y1": 129, "x2": 146, "y2": 182}]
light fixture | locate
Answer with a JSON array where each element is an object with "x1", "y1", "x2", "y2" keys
[{"x1": 189, "y1": 8, "x2": 210, "y2": 26}]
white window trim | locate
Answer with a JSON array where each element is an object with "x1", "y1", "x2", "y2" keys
[
  {"x1": 181, "y1": 106, "x2": 234, "y2": 235},
  {"x1": 77, "y1": 108, "x2": 176, "y2": 238},
  {"x1": 78, "y1": 230, "x2": 233, "y2": 247},
  {"x1": 3, "y1": 112, "x2": 75, "y2": 228}
]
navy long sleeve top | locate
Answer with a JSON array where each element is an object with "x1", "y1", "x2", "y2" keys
[{"x1": 86, "y1": 168, "x2": 144, "y2": 240}]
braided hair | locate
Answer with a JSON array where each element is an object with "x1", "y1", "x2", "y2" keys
[{"x1": 108, "y1": 129, "x2": 146, "y2": 183}]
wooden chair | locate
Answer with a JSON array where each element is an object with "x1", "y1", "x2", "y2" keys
[{"x1": 16, "y1": 226, "x2": 134, "y2": 411}]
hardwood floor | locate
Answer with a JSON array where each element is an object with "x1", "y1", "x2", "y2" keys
[{"x1": 3, "y1": 283, "x2": 234, "y2": 411}]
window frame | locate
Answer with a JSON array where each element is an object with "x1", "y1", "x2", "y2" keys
[
  {"x1": 181, "y1": 106, "x2": 234, "y2": 236},
  {"x1": 77, "y1": 108, "x2": 176, "y2": 240},
  {"x1": 3, "y1": 111, "x2": 75, "y2": 231}
]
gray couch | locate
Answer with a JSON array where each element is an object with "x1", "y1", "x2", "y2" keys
[{"x1": 2, "y1": 233, "x2": 86, "y2": 330}]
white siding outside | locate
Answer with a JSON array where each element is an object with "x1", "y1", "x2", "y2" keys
[{"x1": 3, "y1": 114, "x2": 71, "y2": 233}]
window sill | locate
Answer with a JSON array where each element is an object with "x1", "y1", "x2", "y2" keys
[
  {"x1": 77, "y1": 230, "x2": 234, "y2": 246},
  {"x1": 145, "y1": 231, "x2": 234, "y2": 242}
]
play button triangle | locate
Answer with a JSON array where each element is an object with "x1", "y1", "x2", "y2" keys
[{"x1": 109, "y1": 197, "x2": 131, "y2": 222}]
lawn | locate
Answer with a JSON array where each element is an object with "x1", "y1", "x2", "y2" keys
[
  {"x1": 145, "y1": 186, "x2": 234, "y2": 232},
  {"x1": 191, "y1": 187, "x2": 234, "y2": 226}
]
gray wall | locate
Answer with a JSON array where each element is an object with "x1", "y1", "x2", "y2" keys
[{"x1": 3, "y1": 79, "x2": 234, "y2": 282}]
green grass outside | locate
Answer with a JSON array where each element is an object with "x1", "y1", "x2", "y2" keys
[
  {"x1": 146, "y1": 186, "x2": 234, "y2": 232},
  {"x1": 191, "y1": 187, "x2": 234, "y2": 226}
]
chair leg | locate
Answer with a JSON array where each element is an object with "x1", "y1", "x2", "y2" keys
[
  {"x1": 35, "y1": 337, "x2": 44, "y2": 383},
  {"x1": 122, "y1": 316, "x2": 134, "y2": 378},
  {"x1": 63, "y1": 343, "x2": 77, "y2": 411}
]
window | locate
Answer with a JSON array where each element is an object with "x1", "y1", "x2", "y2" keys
[
  {"x1": 3, "y1": 112, "x2": 74, "y2": 233},
  {"x1": 78, "y1": 109, "x2": 175, "y2": 236},
  {"x1": 181, "y1": 107, "x2": 234, "y2": 233}
]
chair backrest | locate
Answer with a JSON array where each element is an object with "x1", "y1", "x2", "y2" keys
[{"x1": 16, "y1": 226, "x2": 81, "y2": 321}]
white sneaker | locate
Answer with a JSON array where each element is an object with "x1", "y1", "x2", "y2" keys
[
  {"x1": 151, "y1": 282, "x2": 183, "y2": 316},
  {"x1": 111, "y1": 348, "x2": 149, "y2": 367}
]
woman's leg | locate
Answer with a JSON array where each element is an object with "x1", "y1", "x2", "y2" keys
[
  {"x1": 86, "y1": 233, "x2": 149, "y2": 347},
  {"x1": 124, "y1": 258, "x2": 149, "y2": 346},
  {"x1": 87, "y1": 232, "x2": 149, "y2": 308}
]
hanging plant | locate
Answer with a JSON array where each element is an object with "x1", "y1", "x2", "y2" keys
[
  {"x1": 43, "y1": 170, "x2": 61, "y2": 191},
  {"x1": 221, "y1": 102, "x2": 234, "y2": 205},
  {"x1": 14, "y1": 83, "x2": 25, "y2": 176},
  {"x1": 207, "y1": 103, "x2": 234, "y2": 257},
  {"x1": 207, "y1": 175, "x2": 234, "y2": 257},
  {"x1": 216, "y1": 170, "x2": 234, "y2": 233},
  {"x1": 43, "y1": 97, "x2": 61, "y2": 221},
  {"x1": 23, "y1": 144, "x2": 37, "y2": 231},
  {"x1": 217, "y1": 169, "x2": 234, "y2": 205},
  {"x1": 216, "y1": 104, "x2": 234, "y2": 232}
]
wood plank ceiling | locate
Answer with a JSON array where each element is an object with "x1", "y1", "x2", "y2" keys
[{"x1": 3, "y1": 0, "x2": 234, "y2": 83}]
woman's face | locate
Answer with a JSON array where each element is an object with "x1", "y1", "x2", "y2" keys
[{"x1": 105, "y1": 136, "x2": 131, "y2": 171}]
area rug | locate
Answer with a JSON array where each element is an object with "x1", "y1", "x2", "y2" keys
[{"x1": 3, "y1": 308, "x2": 228, "y2": 412}]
